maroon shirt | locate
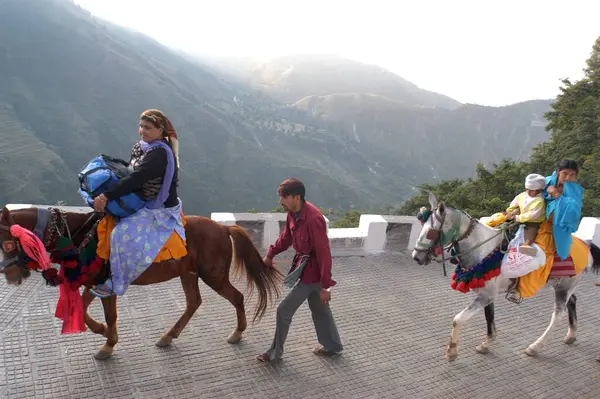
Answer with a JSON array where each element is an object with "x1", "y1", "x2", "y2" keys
[{"x1": 266, "y1": 201, "x2": 336, "y2": 289}]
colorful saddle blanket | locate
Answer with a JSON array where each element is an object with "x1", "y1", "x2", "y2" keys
[{"x1": 548, "y1": 255, "x2": 576, "y2": 279}]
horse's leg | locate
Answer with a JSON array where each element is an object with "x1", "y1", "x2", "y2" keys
[
  {"x1": 94, "y1": 296, "x2": 118, "y2": 360},
  {"x1": 81, "y1": 287, "x2": 107, "y2": 337},
  {"x1": 201, "y1": 276, "x2": 246, "y2": 344},
  {"x1": 475, "y1": 302, "x2": 496, "y2": 354},
  {"x1": 220, "y1": 281, "x2": 246, "y2": 344},
  {"x1": 525, "y1": 282, "x2": 570, "y2": 356},
  {"x1": 564, "y1": 294, "x2": 577, "y2": 345},
  {"x1": 447, "y1": 294, "x2": 489, "y2": 361},
  {"x1": 156, "y1": 273, "x2": 202, "y2": 347}
]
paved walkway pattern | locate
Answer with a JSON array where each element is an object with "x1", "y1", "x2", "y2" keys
[{"x1": 1, "y1": 252, "x2": 600, "y2": 398}]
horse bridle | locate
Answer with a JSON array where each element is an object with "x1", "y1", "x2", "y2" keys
[
  {"x1": 414, "y1": 205, "x2": 518, "y2": 277},
  {"x1": 0, "y1": 208, "x2": 102, "y2": 275},
  {"x1": 413, "y1": 206, "x2": 476, "y2": 276},
  {"x1": 0, "y1": 208, "x2": 70, "y2": 274},
  {"x1": 0, "y1": 223, "x2": 27, "y2": 273}
]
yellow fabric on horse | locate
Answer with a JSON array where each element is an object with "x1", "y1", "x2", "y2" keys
[
  {"x1": 485, "y1": 212, "x2": 507, "y2": 227},
  {"x1": 518, "y1": 214, "x2": 588, "y2": 298},
  {"x1": 96, "y1": 213, "x2": 187, "y2": 262}
]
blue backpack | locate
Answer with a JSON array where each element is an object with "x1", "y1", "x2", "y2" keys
[{"x1": 78, "y1": 154, "x2": 147, "y2": 218}]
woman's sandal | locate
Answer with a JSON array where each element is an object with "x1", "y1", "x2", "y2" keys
[{"x1": 90, "y1": 280, "x2": 115, "y2": 299}]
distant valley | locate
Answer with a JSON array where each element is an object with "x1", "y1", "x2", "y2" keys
[{"x1": 0, "y1": 0, "x2": 553, "y2": 215}]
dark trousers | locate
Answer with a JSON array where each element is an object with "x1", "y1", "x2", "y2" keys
[
  {"x1": 523, "y1": 222, "x2": 541, "y2": 244},
  {"x1": 265, "y1": 282, "x2": 343, "y2": 360}
]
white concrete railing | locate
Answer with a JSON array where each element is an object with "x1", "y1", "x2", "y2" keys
[
  {"x1": 5, "y1": 204, "x2": 600, "y2": 254},
  {"x1": 212, "y1": 212, "x2": 421, "y2": 253},
  {"x1": 210, "y1": 213, "x2": 600, "y2": 254}
]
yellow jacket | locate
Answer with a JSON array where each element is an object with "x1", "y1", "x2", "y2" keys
[{"x1": 506, "y1": 192, "x2": 546, "y2": 223}]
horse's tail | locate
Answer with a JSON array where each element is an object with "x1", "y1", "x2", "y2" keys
[
  {"x1": 227, "y1": 225, "x2": 284, "y2": 323},
  {"x1": 589, "y1": 242, "x2": 600, "y2": 274}
]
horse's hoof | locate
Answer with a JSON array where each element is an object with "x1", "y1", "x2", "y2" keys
[
  {"x1": 445, "y1": 353, "x2": 458, "y2": 362},
  {"x1": 94, "y1": 345, "x2": 113, "y2": 360},
  {"x1": 475, "y1": 344, "x2": 490, "y2": 354},
  {"x1": 226, "y1": 329, "x2": 243, "y2": 344},
  {"x1": 525, "y1": 346, "x2": 538, "y2": 357},
  {"x1": 564, "y1": 336, "x2": 577, "y2": 345},
  {"x1": 155, "y1": 335, "x2": 173, "y2": 347},
  {"x1": 445, "y1": 349, "x2": 458, "y2": 361}
]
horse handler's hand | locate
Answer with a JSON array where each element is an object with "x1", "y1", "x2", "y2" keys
[
  {"x1": 263, "y1": 256, "x2": 274, "y2": 268},
  {"x1": 320, "y1": 289, "x2": 331, "y2": 304}
]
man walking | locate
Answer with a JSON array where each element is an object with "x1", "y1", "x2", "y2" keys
[{"x1": 256, "y1": 178, "x2": 343, "y2": 363}]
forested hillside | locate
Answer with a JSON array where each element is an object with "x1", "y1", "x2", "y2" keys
[{"x1": 399, "y1": 37, "x2": 600, "y2": 219}]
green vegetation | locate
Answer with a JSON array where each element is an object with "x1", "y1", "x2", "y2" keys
[
  {"x1": 399, "y1": 37, "x2": 600, "y2": 218},
  {"x1": 331, "y1": 210, "x2": 364, "y2": 228}
]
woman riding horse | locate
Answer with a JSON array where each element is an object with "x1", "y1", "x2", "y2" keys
[
  {"x1": 509, "y1": 159, "x2": 587, "y2": 303},
  {"x1": 90, "y1": 109, "x2": 186, "y2": 298}
]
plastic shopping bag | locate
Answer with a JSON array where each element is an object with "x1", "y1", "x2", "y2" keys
[{"x1": 500, "y1": 225, "x2": 546, "y2": 278}]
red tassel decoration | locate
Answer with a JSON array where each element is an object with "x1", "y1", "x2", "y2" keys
[
  {"x1": 41, "y1": 268, "x2": 63, "y2": 286},
  {"x1": 9, "y1": 224, "x2": 51, "y2": 270},
  {"x1": 54, "y1": 267, "x2": 86, "y2": 334},
  {"x1": 27, "y1": 261, "x2": 41, "y2": 271},
  {"x1": 63, "y1": 260, "x2": 78, "y2": 269}
]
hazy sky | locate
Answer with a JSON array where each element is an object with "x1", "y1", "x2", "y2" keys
[{"x1": 74, "y1": 0, "x2": 600, "y2": 106}]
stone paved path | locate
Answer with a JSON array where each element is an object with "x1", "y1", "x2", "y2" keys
[{"x1": 1, "y1": 252, "x2": 600, "y2": 398}]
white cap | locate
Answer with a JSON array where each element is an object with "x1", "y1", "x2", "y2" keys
[{"x1": 525, "y1": 173, "x2": 545, "y2": 190}]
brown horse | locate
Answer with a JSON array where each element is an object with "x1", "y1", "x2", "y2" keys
[{"x1": 0, "y1": 206, "x2": 284, "y2": 360}]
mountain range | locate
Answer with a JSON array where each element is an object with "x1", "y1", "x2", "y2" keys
[{"x1": 0, "y1": 0, "x2": 553, "y2": 215}]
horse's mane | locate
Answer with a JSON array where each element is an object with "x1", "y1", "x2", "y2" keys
[{"x1": 442, "y1": 205, "x2": 501, "y2": 233}]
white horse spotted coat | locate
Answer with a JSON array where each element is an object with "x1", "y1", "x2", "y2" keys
[{"x1": 411, "y1": 192, "x2": 600, "y2": 361}]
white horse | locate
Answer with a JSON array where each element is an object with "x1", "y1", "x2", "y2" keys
[{"x1": 411, "y1": 192, "x2": 600, "y2": 361}]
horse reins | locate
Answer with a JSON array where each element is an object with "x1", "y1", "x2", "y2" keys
[{"x1": 414, "y1": 207, "x2": 516, "y2": 276}]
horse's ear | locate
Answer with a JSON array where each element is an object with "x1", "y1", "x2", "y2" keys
[
  {"x1": 1, "y1": 207, "x2": 15, "y2": 226},
  {"x1": 1, "y1": 207, "x2": 9, "y2": 223},
  {"x1": 438, "y1": 201, "x2": 446, "y2": 216},
  {"x1": 428, "y1": 191, "x2": 438, "y2": 209}
]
